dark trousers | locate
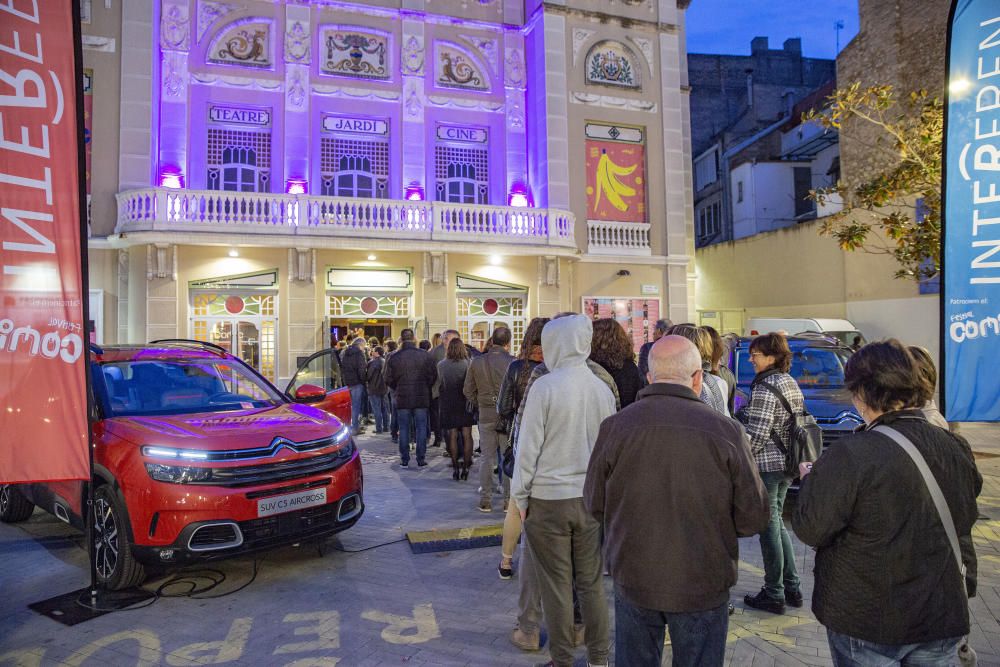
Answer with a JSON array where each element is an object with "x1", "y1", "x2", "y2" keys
[
  {"x1": 369, "y1": 394, "x2": 389, "y2": 432},
  {"x1": 349, "y1": 384, "x2": 365, "y2": 432},
  {"x1": 524, "y1": 497, "x2": 609, "y2": 667},
  {"x1": 430, "y1": 396, "x2": 441, "y2": 442},
  {"x1": 396, "y1": 408, "x2": 428, "y2": 464},
  {"x1": 614, "y1": 591, "x2": 728, "y2": 667},
  {"x1": 390, "y1": 393, "x2": 398, "y2": 438}
]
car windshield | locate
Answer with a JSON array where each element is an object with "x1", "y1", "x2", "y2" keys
[
  {"x1": 735, "y1": 347, "x2": 852, "y2": 388},
  {"x1": 95, "y1": 358, "x2": 284, "y2": 417}
]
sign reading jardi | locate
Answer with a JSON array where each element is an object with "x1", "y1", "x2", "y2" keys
[{"x1": 943, "y1": 0, "x2": 1000, "y2": 421}]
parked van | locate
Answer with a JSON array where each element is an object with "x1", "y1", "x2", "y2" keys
[{"x1": 744, "y1": 318, "x2": 866, "y2": 348}]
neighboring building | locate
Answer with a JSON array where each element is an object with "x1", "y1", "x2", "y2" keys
[
  {"x1": 695, "y1": 0, "x2": 950, "y2": 369},
  {"x1": 83, "y1": 0, "x2": 697, "y2": 384},
  {"x1": 688, "y1": 37, "x2": 835, "y2": 246}
]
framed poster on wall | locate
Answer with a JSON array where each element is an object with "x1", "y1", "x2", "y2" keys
[{"x1": 582, "y1": 297, "x2": 660, "y2": 353}]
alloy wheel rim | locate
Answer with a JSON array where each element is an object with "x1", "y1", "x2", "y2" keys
[
  {"x1": 93, "y1": 497, "x2": 119, "y2": 580},
  {"x1": 0, "y1": 486, "x2": 9, "y2": 515}
]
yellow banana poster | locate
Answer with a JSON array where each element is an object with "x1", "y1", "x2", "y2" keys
[{"x1": 586, "y1": 139, "x2": 646, "y2": 222}]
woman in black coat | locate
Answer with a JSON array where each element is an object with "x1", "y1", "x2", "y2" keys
[
  {"x1": 436, "y1": 338, "x2": 476, "y2": 480},
  {"x1": 588, "y1": 318, "x2": 644, "y2": 408},
  {"x1": 793, "y1": 340, "x2": 981, "y2": 663}
]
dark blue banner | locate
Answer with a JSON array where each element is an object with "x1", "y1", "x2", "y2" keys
[{"x1": 943, "y1": 0, "x2": 1000, "y2": 421}]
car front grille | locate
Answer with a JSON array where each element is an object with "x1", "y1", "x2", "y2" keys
[
  {"x1": 202, "y1": 444, "x2": 355, "y2": 488},
  {"x1": 239, "y1": 503, "x2": 343, "y2": 549},
  {"x1": 188, "y1": 522, "x2": 242, "y2": 551}
]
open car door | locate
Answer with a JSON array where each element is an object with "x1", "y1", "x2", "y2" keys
[{"x1": 286, "y1": 349, "x2": 352, "y2": 425}]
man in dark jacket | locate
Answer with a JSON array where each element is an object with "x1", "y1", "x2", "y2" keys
[
  {"x1": 341, "y1": 338, "x2": 368, "y2": 435},
  {"x1": 584, "y1": 335, "x2": 769, "y2": 667},
  {"x1": 464, "y1": 326, "x2": 514, "y2": 512},
  {"x1": 366, "y1": 346, "x2": 389, "y2": 434},
  {"x1": 384, "y1": 329, "x2": 438, "y2": 467}
]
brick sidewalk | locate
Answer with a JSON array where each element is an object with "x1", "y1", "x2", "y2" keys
[{"x1": 1, "y1": 423, "x2": 998, "y2": 666}]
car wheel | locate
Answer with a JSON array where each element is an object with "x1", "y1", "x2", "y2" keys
[
  {"x1": 0, "y1": 485, "x2": 35, "y2": 522},
  {"x1": 93, "y1": 485, "x2": 145, "y2": 590}
]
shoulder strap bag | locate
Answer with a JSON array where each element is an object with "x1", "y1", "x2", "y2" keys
[
  {"x1": 758, "y1": 381, "x2": 822, "y2": 474},
  {"x1": 874, "y1": 425, "x2": 976, "y2": 667}
]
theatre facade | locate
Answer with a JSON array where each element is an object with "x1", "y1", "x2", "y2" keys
[{"x1": 83, "y1": 0, "x2": 696, "y2": 384}]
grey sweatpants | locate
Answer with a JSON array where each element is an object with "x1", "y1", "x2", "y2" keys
[
  {"x1": 524, "y1": 497, "x2": 609, "y2": 667},
  {"x1": 477, "y1": 422, "x2": 509, "y2": 503}
]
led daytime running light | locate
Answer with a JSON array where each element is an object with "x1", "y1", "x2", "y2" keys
[{"x1": 142, "y1": 446, "x2": 210, "y2": 460}]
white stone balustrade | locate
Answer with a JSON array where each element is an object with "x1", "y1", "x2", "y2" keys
[
  {"x1": 587, "y1": 220, "x2": 652, "y2": 255},
  {"x1": 116, "y1": 188, "x2": 576, "y2": 249}
]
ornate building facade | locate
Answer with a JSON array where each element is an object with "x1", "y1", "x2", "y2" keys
[{"x1": 84, "y1": 0, "x2": 696, "y2": 384}]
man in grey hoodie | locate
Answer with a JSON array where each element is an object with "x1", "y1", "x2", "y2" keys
[{"x1": 511, "y1": 314, "x2": 616, "y2": 667}]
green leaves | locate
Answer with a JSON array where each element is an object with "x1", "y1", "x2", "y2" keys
[{"x1": 807, "y1": 84, "x2": 942, "y2": 282}]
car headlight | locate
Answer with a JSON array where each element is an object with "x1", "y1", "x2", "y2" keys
[
  {"x1": 142, "y1": 445, "x2": 210, "y2": 460},
  {"x1": 144, "y1": 463, "x2": 212, "y2": 484},
  {"x1": 332, "y1": 425, "x2": 350, "y2": 444}
]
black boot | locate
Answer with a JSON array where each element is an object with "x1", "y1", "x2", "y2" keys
[{"x1": 744, "y1": 589, "x2": 785, "y2": 614}]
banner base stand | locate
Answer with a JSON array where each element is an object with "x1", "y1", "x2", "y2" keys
[{"x1": 29, "y1": 587, "x2": 155, "y2": 626}]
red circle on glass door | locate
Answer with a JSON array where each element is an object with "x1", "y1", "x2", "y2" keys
[
  {"x1": 483, "y1": 298, "x2": 499, "y2": 315},
  {"x1": 225, "y1": 296, "x2": 245, "y2": 314},
  {"x1": 360, "y1": 297, "x2": 379, "y2": 315}
]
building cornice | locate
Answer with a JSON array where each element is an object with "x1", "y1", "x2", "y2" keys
[{"x1": 574, "y1": 253, "x2": 690, "y2": 266}]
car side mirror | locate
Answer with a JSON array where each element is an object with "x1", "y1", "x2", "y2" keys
[{"x1": 293, "y1": 384, "x2": 326, "y2": 403}]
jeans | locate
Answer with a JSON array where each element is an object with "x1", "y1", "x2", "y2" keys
[
  {"x1": 396, "y1": 408, "x2": 428, "y2": 464},
  {"x1": 477, "y1": 422, "x2": 509, "y2": 503},
  {"x1": 369, "y1": 394, "x2": 389, "y2": 432},
  {"x1": 614, "y1": 591, "x2": 728, "y2": 667},
  {"x1": 349, "y1": 384, "x2": 365, "y2": 432},
  {"x1": 389, "y1": 393, "x2": 398, "y2": 438},
  {"x1": 828, "y1": 629, "x2": 962, "y2": 666},
  {"x1": 758, "y1": 470, "x2": 800, "y2": 600},
  {"x1": 524, "y1": 497, "x2": 609, "y2": 667}
]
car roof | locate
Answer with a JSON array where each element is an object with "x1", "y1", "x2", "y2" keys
[
  {"x1": 91, "y1": 342, "x2": 230, "y2": 363},
  {"x1": 733, "y1": 335, "x2": 848, "y2": 350}
]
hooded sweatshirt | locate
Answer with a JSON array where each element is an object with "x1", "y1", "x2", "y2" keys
[{"x1": 511, "y1": 315, "x2": 616, "y2": 511}]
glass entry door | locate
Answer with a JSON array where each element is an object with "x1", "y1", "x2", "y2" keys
[{"x1": 191, "y1": 292, "x2": 277, "y2": 381}]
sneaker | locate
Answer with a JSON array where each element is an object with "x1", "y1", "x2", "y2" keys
[
  {"x1": 744, "y1": 589, "x2": 785, "y2": 614},
  {"x1": 418, "y1": 460, "x2": 428, "y2": 467},
  {"x1": 785, "y1": 589, "x2": 804, "y2": 608},
  {"x1": 728, "y1": 602, "x2": 736, "y2": 615},
  {"x1": 478, "y1": 500, "x2": 492, "y2": 513},
  {"x1": 497, "y1": 560, "x2": 514, "y2": 580},
  {"x1": 509, "y1": 628, "x2": 541, "y2": 652},
  {"x1": 400, "y1": 460, "x2": 409, "y2": 467},
  {"x1": 391, "y1": 434, "x2": 398, "y2": 443}
]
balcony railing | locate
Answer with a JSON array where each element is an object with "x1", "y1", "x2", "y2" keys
[
  {"x1": 116, "y1": 188, "x2": 576, "y2": 249},
  {"x1": 587, "y1": 220, "x2": 652, "y2": 256}
]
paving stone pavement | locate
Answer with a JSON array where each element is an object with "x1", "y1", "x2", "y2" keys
[{"x1": 1, "y1": 423, "x2": 999, "y2": 666}]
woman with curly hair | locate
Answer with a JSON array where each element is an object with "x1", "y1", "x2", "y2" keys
[{"x1": 589, "y1": 318, "x2": 644, "y2": 408}]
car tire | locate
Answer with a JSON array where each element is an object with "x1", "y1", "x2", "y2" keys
[
  {"x1": 0, "y1": 485, "x2": 35, "y2": 522},
  {"x1": 93, "y1": 485, "x2": 145, "y2": 590}
]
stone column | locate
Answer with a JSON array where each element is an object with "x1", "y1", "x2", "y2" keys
[
  {"x1": 422, "y1": 252, "x2": 450, "y2": 332},
  {"x1": 401, "y1": 20, "x2": 426, "y2": 198},
  {"x1": 287, "y1": 249, "x2": 318, "y2": 384},
  {"x1": 283, "y1": 5, "x2": 311, "y2": 192},
  {"x1": 145, "y1": 244, "x2": 178, "y2": 342},
  {"x1": 157, "y1": 0, "x2": 190, "y2": 186}
]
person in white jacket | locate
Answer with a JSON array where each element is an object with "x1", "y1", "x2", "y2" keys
[{"x1": 511, "y1": 314, "x2": 616, "y2": 667}]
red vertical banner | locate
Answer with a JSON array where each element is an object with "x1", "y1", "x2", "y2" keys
[{"x1": 0, "y1": 1, "x2": 90, "y2": 482}]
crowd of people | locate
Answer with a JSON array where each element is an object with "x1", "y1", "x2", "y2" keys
[{"x1": 333, "y1": 318, "x2": 982, "y2": 667}]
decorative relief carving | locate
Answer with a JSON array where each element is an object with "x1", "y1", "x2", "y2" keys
[
  {"x1": 161, "y1": 51, "x2": 188, "y2": 99},
  {"x1": 506, "y1": 89, "x2": 524, "y2": 132},
  {"x1": 286, "y1": 64, "x2": 307, "y2": 111},
  {"x1": 436, "y1": 42, "x2": 489, "y2": 91},
  {"x1": 459, "y1": 35, "x2": 498, "y2": 73},
  {"x1": 504, "y1": 48, "x2": 524, "y2": 88},
  {"x1": 571, "y1": 91, "x2": 656, "y2": 112},
  {"x1": 586, "y1": 41, "x2": 640, "y2": 89},
  {"x1": 191, "y1": 70, "x2": 282, "y2": 90},
  {"x1": 312, "y1": 83, "x2": 400, "y2": 101},
  {"x1": 426, "y1": 95, "x2": 501, "y2": 112},
  {"x1": 402, "y1": 35, "x2": 425, "y2": 75},
  {"x1": 160, "y1": 2, "x2": 190, "y2": 51},
  {"x1": 284, "y1": 20, "x2": 310, "y2": 63},
  {"x1": 197, "y1": 1, "x2": 239, "y2": 42},
  {"x1": 424, "y1": 252, "x2": 447, "y2": 285},
  {"x1": 628, "y1": 36, "x2": 654, "y2": 75},
  {"x1": 405, "y1": 83, "x2": 423, "y2": 119},
  {"x1": 288, "y1": 249, "x2": 315, "y2": 283},
  {"x1": 321, "y1": 29, "x2": 389, "y2": 80},
  {"x1": 572, "y1": 29, "x2": 594, "y2": 65},
  {"x1": 208, "y1": 20, "x2": 272, "y2": 68},
  {"x1": 538, "y1": 256, "x2": 560, "y2": 287},
  {"x1": 147, "y1": 244, "x2": 175, "y2": 281}
]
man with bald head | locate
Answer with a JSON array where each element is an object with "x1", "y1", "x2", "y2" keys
[{"x1": 584, "y1": 335, "x2": 769, "y2": 667}]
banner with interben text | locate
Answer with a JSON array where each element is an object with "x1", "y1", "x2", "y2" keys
[{"x1": 0, "y1": 1, "x2": 90, "y2": 481}]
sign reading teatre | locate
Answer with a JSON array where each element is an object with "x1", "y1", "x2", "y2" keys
[
  {"x1": 209, "y1": 105, "x2": 272, "y2": 127},
  {"x1": 322, "y1": 114, "x2": 388, "y2": 136}
]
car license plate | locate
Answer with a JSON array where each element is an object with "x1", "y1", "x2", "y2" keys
[{"x1": 257, "y1": 488, "x2": 327, "y2": 518}]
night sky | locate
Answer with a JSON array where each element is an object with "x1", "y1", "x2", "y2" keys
[{"x1": 685, "y1": 0, "x2": 860, "y2": 60}]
